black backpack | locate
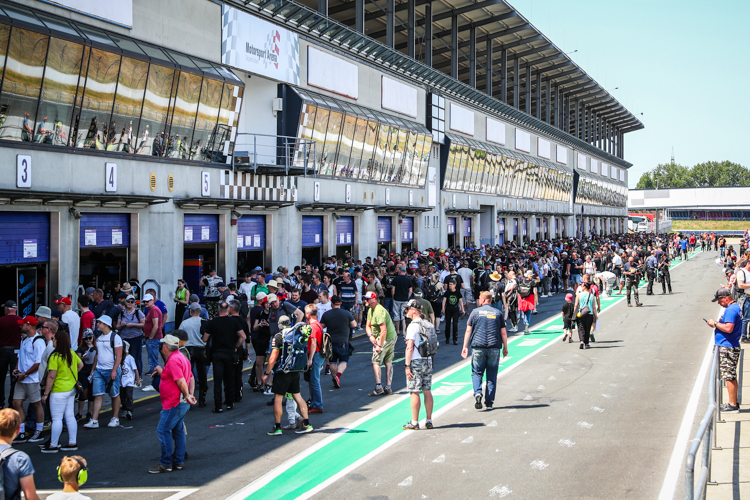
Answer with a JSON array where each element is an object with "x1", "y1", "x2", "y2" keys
[
  {"x1": 0, "y1": 447, "x2": 20, "y2": 500},
  {"x1": 518, "y1": 280, "x2": 533, "y2": 298},
  {"x1": 423, "y1": 281, "x2": 441, "y2": 303},
  {"x1": 236, "y1": 292, "x2": 250, "y2": 317}
]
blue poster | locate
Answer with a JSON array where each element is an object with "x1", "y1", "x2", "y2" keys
[{"x1": 17, "y1": 267, "x2": 37, "y2": 318}]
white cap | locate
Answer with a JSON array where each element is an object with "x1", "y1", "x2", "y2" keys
[
  {"x1": 255, "y1": 291, "x2": 267, "y2": 302},
  {"x1": 97, "y1": 315, "x2": 113, "y2": 328},
  {"x1": 143, "y1": 293, "x2": 154, "y2": 301},
  {"x1": 267, "y1": 293, "x2": 278, "y2": 303}
]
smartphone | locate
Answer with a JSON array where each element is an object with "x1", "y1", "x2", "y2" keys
[{"x1": 703, "y1": 318, "x2": 709, "y2": 323}]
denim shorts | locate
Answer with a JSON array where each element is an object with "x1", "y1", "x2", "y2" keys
[
  {"x1": 93, "y1": 367, "x2": 121, "y2": 397},
  {"x1": 330, "y1": 342, "x2": 350, "y2": 364}
]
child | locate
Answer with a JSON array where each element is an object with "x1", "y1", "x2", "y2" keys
[
  {"x1": 120, "y1": 341, "x2": 140, "y2": 421},
  {"x1": 75, "y1": 330, "x2": 96, "y2": 422},
  {"x1": 282, "y1": 393, "x2": 302, "y2": 430},
  {"x1": 47, "y1": 455, "x2": 92, "y2": 500},
  {"x1": 561, "y1": 293, "x2": 575, "y2": 343}
]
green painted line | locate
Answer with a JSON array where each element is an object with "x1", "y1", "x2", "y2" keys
[{"x1": 232, "y1": 248, "x2": 703, "y2": 500}]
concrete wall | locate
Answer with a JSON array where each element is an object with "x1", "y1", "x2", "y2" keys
[{"x1": 629, "y1": 187, "x2": 750, "y2": 210}]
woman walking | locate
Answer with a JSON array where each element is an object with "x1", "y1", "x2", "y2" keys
[
  {"x1": 118, "y1": 295, "x2": 145, "y2": 379},
  {"x1": 574, "y1": 282, "x2": 598, "y2": 349},
  {"x1": 41, "y1": 330, "x2": 84, "y2": 453},
  {"x1": 173, "y1": 279, "x2": 189, "y2": 330},
  {"x1": 517, "y1": 270, "x2": 539, "y2": 335}
]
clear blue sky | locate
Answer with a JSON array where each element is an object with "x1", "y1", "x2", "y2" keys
[{"x1": 510, "y1": 0, "x2": 750, "y2": 187}]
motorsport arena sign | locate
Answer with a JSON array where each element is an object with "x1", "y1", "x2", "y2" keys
[{"x1": 222, "y1": 5, "x2": 300, "y2": 85}]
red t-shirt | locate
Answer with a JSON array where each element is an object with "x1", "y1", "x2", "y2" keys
[
  {"x1": 308, "y1": 319, "x2": 323, "y2": 354},
  {"x1": 0, "y1": 314, "x2": 22, "y2": 347},
  {"x1": 160, "y1": 350, "x2": 193, "y2": 410},
  {"x1": 78, "y1": 310, "x2": 96, "y2": 345},
  {"x1": 145, "y1": 307, "x2": 163, "y2": 340}
]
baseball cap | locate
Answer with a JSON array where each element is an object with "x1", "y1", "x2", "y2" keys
[
  {"x1": 267, "y1": 280, "x2": 278, "y2": 288},
  {"x1": 216, "y1": 282, "x2": 226, "y2": 288},
  {"x1": 254, "y1": 266, "x2": 263, "y2": 271},
  {"x1": 17, "y1": 316, "x2": 37, "y2": 326},
  {"x1": 363, "y1": 291, "x2": 378, "y2": 301},
  {"x1": 413, "y1": 288, "x2": 423, "y2": 297},
  {"x1": 54, "y1": 297, "x2": 72, "y2": 306},
  {"x1": 160, "y1": 335, "x2": 180, "y2": 347},
  {"x1": 82, "y1": 328, "x2": 94, "y2": 339},
  {"x1": 189, "y1": 294, "x2": 200, "y2": 303},
  {"x1": 85, "y1": 287, "x2": 95, "y2": 295},
  {"x1": 143, "y1": 293, "x2": 154, "y2": 302},
  {"x1": 97, "y1": 315, "x2": 113, "y2": 328},
  {"x1": 405, "y1": 299, "x2": 422, "y2": 310},
  {"x1": 256, "y1": 291, "x2": 268, "y2": 303},
  {"x1": 278, "y1": 315, "x2": 291, "y2": 327},
  {"x1": 189, "y1": 303, "x2": 202, "y2": 312},
  {"x1": 35, "y1": 306, "x2": 52, "y2": 319},
  {"x1": 3, "y1": 300, "x2": 16, "y2": 309},
  {"x1": 126, "y1": 294, "x2": 136, "y2": 301},
  {"x1": 266, "y1": 293, "x2": 278, "y2": 303},
  {"x1": 712, "y1": 288, "x2": 732, "y2": 302}
]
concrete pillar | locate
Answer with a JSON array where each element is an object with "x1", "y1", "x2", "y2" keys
[
  {"x1": 504, "y1": 216, "x2": 513, "y2": 247},
  {"x1": 423, "y1": 2, "x2": 432, "y2": 66},
  {"x1": 546, "y1": 215, "x2": 554, "y2": 239},
  {"x1": 529, "y1": 215, "x2": 537, "y2": 241}
]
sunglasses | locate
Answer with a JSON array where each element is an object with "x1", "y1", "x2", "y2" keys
[{"x1": 126, "y1": 300, "x2": 135, "y2": 303}]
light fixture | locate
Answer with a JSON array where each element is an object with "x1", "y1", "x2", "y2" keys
[
  {"x1": 69, "y1": 207, "x2": 82, "y2": 219},
  {"x1": 231, "y1": 210, "x2": 242, "y2": 219},
  {"x1": 332, "y1": 213, "x2": 341, "y2": 220}
]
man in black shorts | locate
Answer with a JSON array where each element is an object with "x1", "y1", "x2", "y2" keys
[
  {"x1": 262, "y1": 317, "x2": 313, "y2": 436},
  {"x1": 320, "y1": 296, "x2": 357, "y2": 388}
]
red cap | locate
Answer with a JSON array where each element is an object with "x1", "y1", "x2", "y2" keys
[
  {"x1": 54, "y1": 297, "x2": 72, "y2": 306},
  {"x1": 17, "y1": 316, "x2": 37, "y2": 326}
]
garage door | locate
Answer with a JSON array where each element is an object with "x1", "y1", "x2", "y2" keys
[
  {"x1": 377, "y1": 217, "x2": 391, "y2": 242},
  {"x1": 184, "y1": 214, "x2": 219, "y2": 243},
  {"x1": 462, "y1": 218, "x2": 471, "y2": 237},
  {"x1": 237, "y1": 215, "x2": 265, "y2": 250},
  {"x1": 302, "y1": 216, "x2": 323, "y2": 247},
  {"x1": 447, "y1": 217, "x2": 456, "y2": 235},
  {"x1": 0, "y1": 212, "x2": 49, "y2": 264},
  {"x1": 401, "y1": 217, "x2": 414, "y2": 242},
  {"x1": 336, "y1": 216, "x2": 354, "y2": 246},
  {"x1": 80, "y1": 213, "x2": 130, "y2": 248}
]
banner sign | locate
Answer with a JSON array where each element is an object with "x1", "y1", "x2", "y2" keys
[{"x1": 38, "y1": 0, "x2": 133, "y2": 27}]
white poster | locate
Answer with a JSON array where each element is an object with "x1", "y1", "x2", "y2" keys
[
  {"x1": 84, "y1": 229, "x2": 96, "y2": 246},
  {"x1": 340, "y1": 233, "x2": 345, "y2": 244},
  {"x1": 314, "y1": 233, "x2": 320, "y2": 243},
  {"x1": 245, "y1": 236, "x2": 253, "y2": 247},
  {"x1": 111, "y1": 228, "x2": 123, "y2": 246},
  {"x1": 307, "y1": 46, "x2": 357, "y2": 99},
  {"x1": 222, "y1": 5, "x2": 300, "y2": 85},
  {"x1": 184, "y1": 227, "x2": 193, "y2": 242},
  {"x1": 515, "y1": 129, "x2": 531, "y2": 152},
  {"x1": 201, "y1": 226, "x2": 210, "y2": 241},
  {"x1": 538, "y1": 139, "x2": 551, "y2": 159},
  {"x1": 486, "y1": 118, "x2": 506, "y2": 145},
  {"x1": 38, "y1": 0, "x2": 133, "y2": 27},
  {"x1": 23, "y1": 239, "x2": 37, "y2": 259},
  {"x1": 381, "y1": 76, "x2": 418, "y2": 118},
  {"x1": 379, "y1": 229, "x2": 385, "y2": 239},
  {"x1": 254, "y1": 235, "x2": 261, "y2": 247},
  {"x1": 346, "y1": 233, "x2": 351, "y2": 244},
  {"x1": 449, "y1": 102, "x2": 474, "y2": 136},
  {"x1": 409, "y1": 232, "x2": 413, "y2": 239},
  {"x1": 556, "y1": 145, "x2": 568, "y2": 165},
  {"x1": 237, "y1": 236, "x2": 244, "y2": 248}
]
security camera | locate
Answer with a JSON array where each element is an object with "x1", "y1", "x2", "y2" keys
[
  {"x1": 69, "y1": 207, "x2": 82, "y2": 219},
  {"x1": 231, "y1": 210, "x2": 242, "y2": 220},
  {"x1": 332, "y1": 213, "x2": 341, "y2": 220}
]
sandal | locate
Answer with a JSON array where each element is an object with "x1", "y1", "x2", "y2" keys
[{"x1": 402, "y1": 421, "x2": 420, "y2": 430}]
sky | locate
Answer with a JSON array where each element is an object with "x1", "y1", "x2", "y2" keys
[{"x1": 509, "y1": 0, "x2": 750, "y2": 188}]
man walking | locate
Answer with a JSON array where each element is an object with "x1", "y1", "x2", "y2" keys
[
  {"x1": 461, "y1": 291, "x2": 508, "y2": 411},
  {"x1": 402, "y1": 300, "x2": 435, "y2": 430},
  {"x1": 12, "y1": 316, "x2": 46, "y2": 442},
  {"x1": 0, "y1": 300, "x2": 22, "y2": 407},
  {"x1": 645, "y1": 251, "x2": 658, "y2": 296},
  {"x1": 706, "y1": 288, "x2": 742, "y2": 412},
  {"x1": 148, "y1": 335, "x2": 196, "y2": 473},
  {"x1": 202, "y1": 302, "x2": 246, "y2": 413},
  {"x1": 735, "y1": 259, "x2": 750, "y2": 343},
  {"x1": 305, "y1": 304, "x2": 324, "y2": 414},
  {"x1": 364, "y1": 292, "x2": 397, "y2": 396},
  {"x1": 55, "y1": 297, "x2": 80, "y2": 352},
  {"x1": 391, "y1": 266, "x2": 413, "y2": 336},
  {"x1": 623, "y1": 257, "x2": 642, "y2": 307},
  {"x1": 181, "y1": 303, "x2": 208, "y2": 406},
  {"x1": 83, "y1": 316, "x2": 122, "y2": 429},
  {"x1": 320, "y1": 297, "x2": 356, "y2": 388}
]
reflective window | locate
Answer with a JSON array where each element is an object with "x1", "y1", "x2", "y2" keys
[
  {"x1": 358, "y1": 120, "x2": 378, "y2": 181},
  {"x1": 140, "y1": 64, "x2": 176, "y2": 157},
  {"x1": 454, "y1": 145, "x2": 469, "y2": 191},
  {"x1": 110, "y1": 56, "x2": 148, "y2": 152},
  {"x1": 311, "y1": 106, "x2": 330, "y2": 172},
  {"x1": 347, "y1": 117, "x2": 367, "y2": 179},
  {"x1": 76, "y1": 48, "x2": 120, "y2": 149},
  {"x1": 0, "y1": 28, "x2": 49, "y2": 142},
  {"x1": 403, "y1": 129, "x2": 418, "y2": 185},
  {"x1": 35, "y1": 37, "x2": 84, "y2": 147},
  {"x1": 293, "y1": 102, "x2": 317, "y2": 168},
  {"x1": 320, "y1": 110, "x2": 342, "y2": 176},
  {"x1": 167, "y1": 70, "x2": 201, "y2": 159},
  {"x1": 372, "y1": 123, "x2": 390, "y2": 182},
  {"x1": 192, "y1": 77, "x2": 223, "y2": 160},
  {"x1": 416, "y1": 133, "x2": 429, "y2": 186},
  {"x1": 388, "y1": 128, "x2": 407, "y2": 183},
  {"x1": 334, "y1": 112, "x2": 356, "y2": 177}
]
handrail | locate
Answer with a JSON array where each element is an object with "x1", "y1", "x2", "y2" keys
[
  {"x1": 685, "y1": 346, "x2": 720, "y2": 499},
  {"x1": 233, "y1": 133, "x2": 316, "y2": 176}
]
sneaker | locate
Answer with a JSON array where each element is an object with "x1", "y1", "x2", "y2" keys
[
  {"x1": 485, "y1": 403, "x2": 493, "y2": 410},
  {"x1": 369, "y1": 385, "x2": 385, "y2": 397},
  {"x1": 425, "y1": 421, "x2": 434, "y2": 429},
  {"x1": 173, "y1": 463, "x2": 185, "y2": 471},
  {"x1": 590, "y1": 333, "x2": 596, "y2": 343},
  {"x1": 383, "y1": 386, "x2": 393, "y2": 395},
  {"x1": 267, "y1": 427, "x2": 282, "y2": 436},
  {"x1": 126, "y1": 411, "x2": 133, "y2": 421},
  {"x1": 148, "y1": 464, "x2": 172, "y2": 474},
  {"x1": 40, "y1": 444, "x2": 60, "y2": 453},
  {"x1": 14, "y1": 432, "x2": 29, "y2": 443},
  {"x1": 142, "y1": 385, "x2": 156, "y2": 392},
  {"x1": 524, "y1": 329, "x2": 531, "y2": 335},
  {"x1": 263, "y1": 386, "x2": 273, "y2": 396},
  {"x1": 324, "y1": 367, "x2": 331, "y2": 376},
  {"x1": 212, "y1": 408, "x2": 223, "y2": 414},
  {"x1": 60, "y1": 443, "x2": 78, "y2": 451},
  {"x1": 283, "y1": 420, "x2": 302, "y2": 431},
  {"x1": 475, "y1": 394, "x2": 483, "y2": 410},
  {"x1": 108, "y1": 418, "x2": 120, "y2": 428},
  {"x1": 75, "y1": 413, "x2": 82, "y2": 422},
  {"x1": 332, "y1": 374, "x2": 341, "y2": 389},
  {"x1": 402, "y1": 421, "x2": 420, "y2": 430},
  {"x1": 28, "y1": 431, "x2": 45, "y2": 443},
  {"x1": 722, "y1": 403, "x2": 740, "y2": 413},
  {"x1": 296, "y1": 424, "x2": 314, "y2": 434}
]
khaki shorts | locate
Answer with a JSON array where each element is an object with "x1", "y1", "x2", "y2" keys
[
  {"x1": 719, "y1": 346, "x2": 741, "y2": 381},
  {"x1": 372, "y1": 337, "x2": 397, "y2": 365},
  {"x1": 14, "y1": 381, "x2": 41, "y2": 403}
]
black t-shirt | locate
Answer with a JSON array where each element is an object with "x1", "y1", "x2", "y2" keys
[
  {"x1": 300, "y1": 289, "x2": 319, "y2": 304},
  {"x1": 204, "y1": 316, "x2": 240, "y2": 352},
  {"x1": 443, "y1": 273, "x2": 464, "y2": 290},
  {"x1": 391, "y1": 275, "x2": 412, "y2": 301},
  {"x1": 562, "y1": 258, "x2": 573, "y2": 275},
  {"x1": 249, "y1": 305, "x2": 265, "y2": 340},
  {"x1": 320, "y1": 307, "x2": 355, "y2": 344},
  {"x1": 382, "y1": 274, "x2": 395, "y2": 299},
  {"x1": 571, "y1": 259, "x2": 582, "y2": 275},
  {"x1": 443, "y1": 290, "x2": 462, "y2": 310},
  {"x1": 232, "y1": 315, "x2": 250, "y2": 344},
  {"x1": 288, "y1": 299, "x2": 308, "y2": 312},
  {"x1": 255, "y1": 308, "x2": 271, "y2": 339},
  {"x1": 561, "y1": 301, "x2": 575, "y2": 320}
]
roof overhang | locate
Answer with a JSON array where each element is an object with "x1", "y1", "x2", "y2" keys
[
  {"x1": 0, "y1": 190, "x2": 169, "y2": 208},
  {"x1": 374, "y1": 205, "x2": 432, "y2": 214},
  {"x1": 174, "y1": 198, "x2": 294, "y2": 210},
  {"x1": 296, "y1": 203, "x2": 376, "y2": 212}
]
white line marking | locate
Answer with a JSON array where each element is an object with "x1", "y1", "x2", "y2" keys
[
  {"x1": 489, "y1": 485, "x2": 513, "y2": 497},
  {"x1": 433, "y1": 454, "x2": 445, "y2": 463},
  {"x1": 530, "y1": 459, "x2": 549, "y2": 470},
  {"x1": 398, "y1": 476, "x2": 413, "y2": 486},
  {"x1": 461, "y1": 436, "x2": 474, "y2": 443},
  {"x1": 37, "y1": 489, "x2": 199, "y2": 499},
  {"x1": 657, "y1": 334, "x2": 714, "y2": 500}
]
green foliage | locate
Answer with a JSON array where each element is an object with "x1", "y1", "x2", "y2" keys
[{"x1": 636, "y1": 161, "x2": 750, "y2": 189}]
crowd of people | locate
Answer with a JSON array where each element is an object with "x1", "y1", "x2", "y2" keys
[{"x1": 0, "y1": 228, "x2": 721, "y2": 490}]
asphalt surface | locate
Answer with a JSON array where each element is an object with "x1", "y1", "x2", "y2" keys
[{"x1": 24, "y1": 250, "x2": 719, "y2": 500}]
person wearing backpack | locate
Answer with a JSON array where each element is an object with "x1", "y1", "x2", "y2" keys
[
  {"x1": 573, "y1": 282, "x2": 598, "y2": 349},
  {"x1": 83, "y1": 316, "x2": 123, "y2": 429},
  {"x1": 402, "y1": 300, "x2": 437, "y2": 430},
  {"x1": 517, "y1": 270, "x2": 538, "y2": 335},
  {"x1": 462, "y1": 291, "x2": 508, "y2": 411},
  {"x1": 0, "y1": 408, "x2": 39, "y2": 500},
  {"x1": 304, "y1": 304, "x2": 324, "y2": 414}
]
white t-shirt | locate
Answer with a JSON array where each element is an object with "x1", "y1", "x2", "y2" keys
[
  {"x1": 317, "y1": 301, "x2": 332, "y2": 330},
  {"x1": 457, "y1": 268, "x2": 473, "y2": 289},
  {"x1": 46, "y1": 492, "x2": 93, "y2": 500},
  {"x1": 96, "y1": 332, "x2": 123, "y2": 370},
  {"x1": 355, "y1": 278, "x2": 364, "y2": 303},
  {"x1": 121, "y1": 354, "x2": 138, "y2": 387},
  {"x1": 62, "y1": 310, "x2": 80, "y2": 351},
  {"x1": 405, "y1": 321, "x2": 424, "y2": 361},
  {"x1": 18, "y1": 334, "x2": 46, "y2": 384},
  {"x1": 239, "y1": 281, "x2": 256, "y2": 306}
]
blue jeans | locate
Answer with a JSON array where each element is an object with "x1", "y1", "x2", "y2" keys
[
  {"x1": 158, "y1": 402, "x2": 189, "y2": 467},
  {"x1": 521, "y1": 310, "x2": 532, "y2": 329},
  {"x1": 124, "y1": 336, "x2": 143, "y2": 377},
  {"x1": 742, "y1": 297, "x2": 750, "y2": 340},
  {"x1": 384, "y1": 298, "x2": 394, "y2": 318},
  {"x1": 309, "y1": 351, "x2": 325, "y2": 409},
  {"x1": 471, "y1": 348, "x2": 500, "y2": 405},
  {"x1": 146, "y1": 338, "x2": 161, "y2": 373}
]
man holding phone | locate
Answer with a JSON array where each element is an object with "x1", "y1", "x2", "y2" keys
[{"x1": 707, "y1": 288, "x2": 742, "y2": 413}]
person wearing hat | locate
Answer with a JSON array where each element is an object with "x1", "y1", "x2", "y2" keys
[
  {"x1": 118, "y1": 294, "x2": 146, "y2": 379},
  {"x1": 202, "y1": 302, "x2": 246, "y2": 413},
  {"x1": 517, "y1": 270, "x2": 539, "y2": 335},
  {"x1": 12, "y1": 315, "x2": 46, "y2": 442},
  {"x1": 320, "y1": 296, "x2": 357, "y2": 389},
  {"x1": 707, "y1": 287, "x2": 742, "y2": 413},
  {"x1": 411, "y1": 289, "x2": 435, "y2": 329},
  {"x1": 148, "y1": 334, "x2": 196, "y2": 473},
  {"x1": 83, "y1": 315, "x2": 123, "y2": 429},
  {"x1": 54, "y1": 297, "x2": 80, "y2": 352},
  {"x1": 402, "y1": 299, "x2": 436, "y2": 430},
  {"x1": 142, "y1": 294, "x2": 163, "y2": 380},
  {"x1": 363, "y1": 291, "x2": 397, "y2": 396},
  {"x1": 239, "y1": 272, "x2": 257, "y2": 311},
  {"x1": 182, "y1": 295, "x2": 208, "y2": 322},
  {"x1": 0, "y1": 300, "x2": 22, "y2": 407},
  {"x1": 487, "y1": 270, "x2": 504, "y2": 311},
  {"x1": 181, "y1": 303, "x2": 208, "y2": 406}
]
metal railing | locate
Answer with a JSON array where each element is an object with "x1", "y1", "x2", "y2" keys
[
  {"x1": 685, "y1": 346, "x2": 721, "y2": 499},
  {"x1": 233, "y1": 133, "x2": 316, "y2": 176}
]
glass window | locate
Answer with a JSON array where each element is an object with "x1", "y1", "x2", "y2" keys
[
  {"x1": 310, "y1": 106, "x2": 330, "y2": 173},
  {"x1": 372, "y1": 122, "x2": 390, "y2": 182},
  {"x1": 192, "y1": 77, "x2": 222, "y2": 160},
  {"x1": 74, "y1": 48, "x2": 120, "y2": 149},
  {"x1": 334, "y1": 112, "x2": 356, "y2": 177},
  {"x1": 109, "y1": 56, "x2": 148, "y2": 153},
  {"x1": 454, "y1": 145, "x2": 469, "y2": 191},
  {"x1": 375, "y1": 126, "x2": 395, "y2": 182},
  {"x1": 0, "y1": 3, "x2": 42, "y2": 26},
  {"x1": 294, "y1": 102, "x2": 317, "y2": 168},
  {"x1": 320, "y1": 110, "x2": 343, "y2": 176},
  {"x1": 358, "y1": 119, "x2": 378, "y2": 181},
  {"x1": 388, "y1": 128, "x2": 407, "y2": 184},
  {"x1": 0, "y1": 28, "x2": 48, "y2": 142},
  {"x1": 479, "y1": 151, "x2": 491, "y2": 193},
  {"x1": 167, "y1": 71, "x2": 201, "y2": 158},
  {"x1": 107, "y1": 34, "x2": 146, "y2": 58},
  {"x1": 347, "y1": 117, "x2": 367, "y2": 179},
  {"x1": 140, "y1": 64, "x2": 175, "y2": 157},
  {"x1": 417, "y1": 135, "x2": 430, "y2": 187},
  {"x1": 402, "y1": 129, "x2": 418, "y2": 185},
  {"x1": 33, "y1": 11, "x2": 80, "y2": 38},
  {"x1": 443, "y1": 144, "x2": 458, "y2": 190},
  {"x1": 136, "y1": 43, "x2": 174, "y2": 67},
  {"x1": 35, "y1": 37, "x2": 84, "y2": 147},
  {"x1": 77, "y1": 25, "x2": 117, "y2": 49}
]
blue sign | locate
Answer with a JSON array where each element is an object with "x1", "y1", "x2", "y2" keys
[{"x1": 17, "y1": 267, "x2": 37, "y2": 318}]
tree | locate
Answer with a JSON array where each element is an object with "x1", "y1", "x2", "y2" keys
[
  {"x1": 636, "y1": 161, "x2": 750, "y2": 189},
  {"x1": 635, "y1": 172, "x2": 654, "y2": 189}
]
